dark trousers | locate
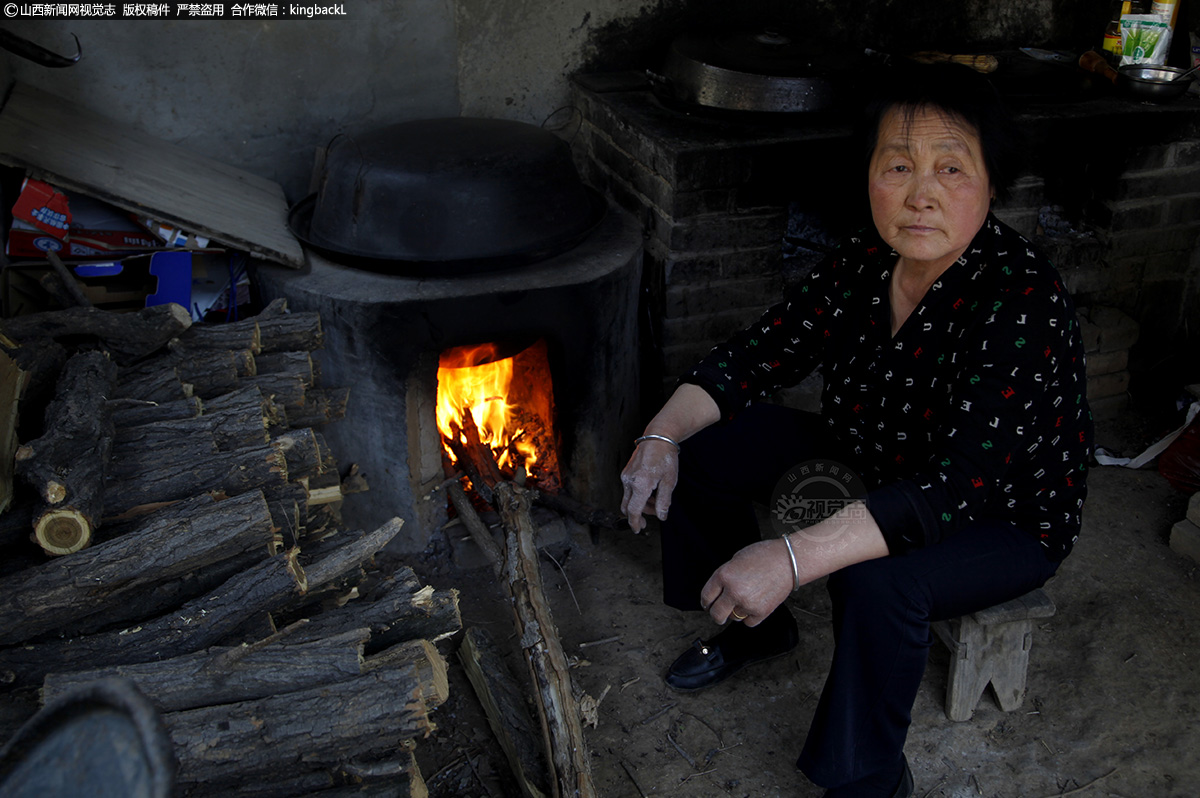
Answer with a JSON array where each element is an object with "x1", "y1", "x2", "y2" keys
[{"x1": 660, "y1": 403, "x2": 1059, "y2": 788}]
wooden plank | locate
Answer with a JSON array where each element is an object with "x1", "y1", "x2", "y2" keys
[{"x1": 0, "y1": 83, "x2": 303, "y2": 268}]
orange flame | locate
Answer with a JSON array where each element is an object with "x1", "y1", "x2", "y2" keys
[{"x1": 436, "y1": 343, "x2": 539, "y2": 472}]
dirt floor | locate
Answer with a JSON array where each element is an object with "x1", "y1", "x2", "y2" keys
[{"x1": 411, "y1": 410, "x2": 1200, "y2": 798}]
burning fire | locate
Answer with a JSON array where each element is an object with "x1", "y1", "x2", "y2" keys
[{"x1": 436, "y1": 342, "x2": 553, "y2": 480}]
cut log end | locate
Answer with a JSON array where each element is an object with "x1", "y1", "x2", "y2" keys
[
  {"x1": 35, "y1": 508, "x2": 92, "y2": 555},
  {"x1": 286, "y1": 547, "x2": 308, "y2": 594},
  {"x1": 44, "y1": 480, "x2": 66, "y2": 505}
]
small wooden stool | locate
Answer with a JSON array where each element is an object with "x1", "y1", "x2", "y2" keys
[{"x1": 931, "y1": 589, "x2": 1056, "y2": 722}]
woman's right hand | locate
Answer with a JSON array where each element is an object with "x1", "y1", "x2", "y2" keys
[{"x1": 619, "y1": 439, "x2": 680, "y2": 533}]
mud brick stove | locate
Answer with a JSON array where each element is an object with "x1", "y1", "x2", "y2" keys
[{"x1": 256, "y1": 203, "x2": 644, "y2": 552}]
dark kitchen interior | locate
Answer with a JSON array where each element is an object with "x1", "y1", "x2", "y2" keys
[{"x1": 0, "y1": 1, "x2": 1199, "y2": 796}]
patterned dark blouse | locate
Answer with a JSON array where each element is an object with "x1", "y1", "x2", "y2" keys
[{"x1": 682, "y1": 214, "x2": 1093, "y2": 562}]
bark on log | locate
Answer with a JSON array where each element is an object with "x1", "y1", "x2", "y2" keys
[
  {"x1": 287, "y1": 387, "x2": 349, "y2": 428},
  {"x1": 0, "y1": 341, "x2": 26, "y2": 516},
  {"x1": 289, "y1": 567, "x2": 461, "y2": 653},
  {"x1": 0, "y1": 490, "x2": 277, "y2": 645},
  {"x1": 103, "y1": 442, "x2": 287, "y2": 518},
  {"x1": 363, "y1": 638, "x2": 450, "y2": 709},
  {"x1": 257, "y1": 311, "x2": 323, "y2": 354},
  {"x1": 0, "y1": 302, "x2": 191, "y2": 364},
  {"x1": 14, "y1": 351, "x2": 117, "y2": 555},
  {"x1": 459, "y1": 626, "x2": 551, "y2": 798},
  {"x1": 262, "y1": 481, "x2": 309, "y2": 548},
  {"x1": 254, "y1": 351, "x2": 313, "y2": 386},
  {"x1": 241, "y1": 372, "x2": 306, "y2": 413},
  {"x1": 495, "y1": 481, "x2": 596, "y2": 798},
  {"x1": 203, "y1": 384, "x2": 286, "y2": 431},
  {"x1": 301, "y1": 518, "x2": 404, "y2": 594},
  {"x1": 171, "y1": 320, "x2": 261, "y2": 355},
  {"x1": 108, "y1": 396, "x2": 203, "y2": 428},
  {"x1": 0, "y1": 549, "x2": 306, "y2": 686},
  {"x1": 446, "y1": 482, "x2": 502, "y2": 575},
  {"x1": 42, "y1": 627, "x2": 371, "y2": 712},
  {"x1": 127, "y1": 349, "x2": 250, "y2": 400},
  {"x1": 113, "y1": 365, "x2": 192, "y2": 404},
  {"x1": 166, "y1": 664, "x2": 433, "y2": 789}
]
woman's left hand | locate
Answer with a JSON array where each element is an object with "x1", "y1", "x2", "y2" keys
[{"x1": 700, "y1": 539, "x2": 794, "y2": 627}]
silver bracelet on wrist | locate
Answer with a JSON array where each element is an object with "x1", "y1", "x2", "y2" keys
[
  {"x1": 634, "y1": 434, "x2": 680, "y2": 451},
  {"x1": 782, "y1": 533, "x2": 801, "y2": 593}
]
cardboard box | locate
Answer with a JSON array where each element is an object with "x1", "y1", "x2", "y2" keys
[{"x1": 6, "y1": 178, "x2": 161, "y2": 259}]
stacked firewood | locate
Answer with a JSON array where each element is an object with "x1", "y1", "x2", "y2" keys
[{"x1": 0, "y1": 300, "x2": 460, "y2": 797}]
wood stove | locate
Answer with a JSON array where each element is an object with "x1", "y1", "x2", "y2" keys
[{"x1": 255, "y1": 201, "x2": 644, "y2": 552}]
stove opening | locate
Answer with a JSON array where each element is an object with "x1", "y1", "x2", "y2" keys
[{"x1": 436, "y1": 338, "x2": 561, "y2": 493}]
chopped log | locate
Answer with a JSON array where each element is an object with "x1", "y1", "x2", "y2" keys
[
  {"x1": 42, "y1": 627, "x2": 371, "y2": 712},
  {"x1": 0, "y1": 340, "x2": 27, "y2": 515},
  {"x1": 113, "y1": 402, "x2": 268, "y2": 455},
  {"x1": 108, "y1": 395, "x2": 203, "y2": 428},
  {"x1": 262, "y1": 481, "x2": 309, "y2": 548},
  {"x1": 364, "y1": 638, "x2": 450, "y2": 708},
  {"x1": 103, "y1": 442, "x2": 287, "y2": 518},
  {"x1": 288, "y1": 386, "x2": 349, "y2": 428},
  {"x1": 255, "y1": 297, "x2": 289, "y2": 319},
  {"x1": 0, "y1": 302, "x2": 191, "y2": 364},
  {"x1": 171, "y1": 320, "x2": 261, "y2": 354},
  {"x1": 113, "y1": 365, "x2": 192, "y2": 403},
  {"x1": 289, "y1": 567, "x2": 461, "y2": 652},
  {"x1": 305, "y1": 469, "x2": 344, "y2": 506},
  {"x1": 494, "y1": 481, "x2": 596, "y2": 798},
  {"x1": 460, "y1": 626, "x2": 551, "y2": 798},
  {"x1": 271, "y1": 427, "x2": 324, "y2": 481},
  {"x1": 0, "y1": 549, "x2": 306, "y2": 686},
  {"x1": 257, "y1": 311, "x2": 323, "y2": 353},
  {"x1": 203, "y1": 384, "x2": 286, "y2": 431},
  {"x1": 166, "y1": 663, "x2": 435, "y2": 790},
  {"x1": 45, "y1": 251, "x2": 91, "y2": 307},
  {"x1": 0, "y1": 490, "x2": 278, "y2": 645},
  {"x1": 254, "y1": 350, "x2": 314, "y2": 386},
  {"x1": 128, "y1": 349, "x2": 248, "y2": 400},
  {"x1": 242, "y1": 372, "x2": 306, "y2": 412},
  {"x1": 14, "y1": 351, "x2": 117, "y2": 555}
]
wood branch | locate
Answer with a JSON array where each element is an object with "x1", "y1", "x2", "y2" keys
[
  {"x1": 0, "y1": 490, "x2": 277, "y2": 646},
  {"x1": 0, "y1": 302, "x2": 192, "y2": 364},
  {"x1": 301, "y1": 518, "x2": 404, "y2": 593},
  {"x1": 127, "y1": 348, "x2": 250, "y2": 400},
  {"x1": 203, "y1": 384, "x2": 286, "y2": 430},
  {"x1": 0, "y1": 549, "x2": 306, "y2": 686},
  {"x1": 288, "y1": 567, "x2": 461, "y2": 653},
  {"x1": 254, "y1": 350, "x2": 314, "y2": 386},
  {"x1": 14, "y1": 351, "x2": 117, "y2": 555},
  {"x1": 254, "y1": 297, "x2": 289, "y2": 319},
  {"x1": 530, "y1": 489, "x2": 627, "y2": 531},
  {"x1": 462, "y1": 407, "x2": 505, "y2": 486},
  {"x1": 108, "y1": 395, "x2": 203, "y2": 428},
  {"x1": 42, "y1": 627, "x2": 371, "y2": 712},
  {"x1": 287, "y1": 386, "x2": 349, "y2": 428},
  {"x1": 103, "y1": 442, "x2": 287, "y2": 518},
  {"x1": 460, "y1": 626, "x2": 551, "y2": 798},
  {"x1": 112, "y1": 365, "x2": 192, "y2": 403},
  {"x1": 256, "y1": 311, "x2": 323, "y2": 354},
  {"x1": 446, "y1": 481, "x2": 502, "y2": 574},
  {"x1": 45, "y1": 251, "x2": 91, "y2": 307},
  {"x1": 304, "y1": 470, "x2": 344, "y2": 506},
  {"x1": 494, "y1": 480, "x2": 596, "y2": 798},
  {"x1": 241, "y1": 372, "x2": 306, "y2": 414},
  {"x1": 166, "y1": 662, "x2": 433, "y2": 790}
]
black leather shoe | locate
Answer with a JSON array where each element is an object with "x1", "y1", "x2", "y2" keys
[{"x1": 664, "y1": 611, "x2": 799, "y2": 692}]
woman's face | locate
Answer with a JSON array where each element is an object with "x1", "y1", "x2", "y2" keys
[{"x1": 867, "y1": 105, "x2": 993, "y2": 273}]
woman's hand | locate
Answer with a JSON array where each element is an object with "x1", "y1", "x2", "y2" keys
[
  {"x1": 619, "y1": 439, "x2": 679, "y2": 533},
  {"x1": 700, "y1": 539, "x2": 794, "y2": 627}
]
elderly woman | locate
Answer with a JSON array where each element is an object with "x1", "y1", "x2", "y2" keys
[{"x1": 619, "y1": 63, "x2": 1092, "y2": 798}]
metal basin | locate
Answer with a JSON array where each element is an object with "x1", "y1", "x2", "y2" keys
[{"x1": 1117, "y1": 65, "x2": 1194, "y2": 102}]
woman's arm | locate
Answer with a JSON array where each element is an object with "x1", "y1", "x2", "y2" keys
[
  {"x1": 700, "y1": 501, "x2": 889, "y2": 626},
  {"x1": 619, "y1": 383, "x2": 721, "y2": 532}
]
